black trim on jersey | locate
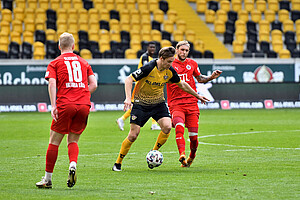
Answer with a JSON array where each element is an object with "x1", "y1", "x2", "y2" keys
[
  {"x1": 131, "y1": 59, "x2": 158, "y2": 81},
  {"x1": 168, "y1": 67, "x2": 181, "y2": 83},
  {"x1": 141, "y1": 52, "x2": 149, "y2": 65}
]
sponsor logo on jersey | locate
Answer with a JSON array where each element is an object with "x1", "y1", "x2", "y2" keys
[{"x1": 131, "y1": 115, "x2": 137, "y2": 120}]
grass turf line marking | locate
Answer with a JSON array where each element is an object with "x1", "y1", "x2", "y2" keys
[{"x1": 197, "y1": 130, "x2": 300, "y2": 150}]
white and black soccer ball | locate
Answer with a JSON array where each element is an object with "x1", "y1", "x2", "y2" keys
[{"x1": 146, "y1": 150, "x2": 163, "y2": 169}]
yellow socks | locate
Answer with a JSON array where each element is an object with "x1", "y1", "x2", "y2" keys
[
  {"x1": 121, "y1": 109, "x2": 131, "y2": 121},
  {"x1": 116, "y1": 138, "x2": 133, "y2": 164},
  {"x1": 153, "y1": 131, "x2": 170, "y2": 150}
]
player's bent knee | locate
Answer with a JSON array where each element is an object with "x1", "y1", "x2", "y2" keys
[{"x1": 161, "y1": 126, "x2": 171, "y2": 134}]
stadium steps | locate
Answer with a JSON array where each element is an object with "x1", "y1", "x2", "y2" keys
[{"x1": 168, "y1": 0, "x2": 233, "y2": 59}]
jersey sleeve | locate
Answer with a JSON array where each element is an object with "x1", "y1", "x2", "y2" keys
[
  {"x1": 192, "y1": 60, "x2": 201, "y2": 77},
  {"x1": 45, "y1": 61, "x2": 56, "y2": 81},
  {"x1": 168, "y1": 67, "x2": 181, "y2": 83},
  {"x1": 131, "y1": 61, "x2": 155, "y2": 81}
]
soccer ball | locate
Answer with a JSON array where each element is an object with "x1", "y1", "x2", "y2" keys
[{"x1": 146, "y1": 150, "x2": 163, "y2": 169}]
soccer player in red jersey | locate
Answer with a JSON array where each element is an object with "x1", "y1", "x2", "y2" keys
[
  {"x1": 36, "y1": 32, "x2": 97, "y2": 188},
  {"x1": 167, "y1": 41, "x2": 222, "y2": 167}
]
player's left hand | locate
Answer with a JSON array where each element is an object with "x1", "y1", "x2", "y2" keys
[
  {"x1": 211, "y1": 70, "x2": 222, "y2": 79},
  {"x1": 197, "y1": 95, "x2": 210, "y2": 104},
  {"x1": 51, "y1": 106, "x2": 58, "y2": 121},
  {"x1": 123, "y1": 98, "x2": 132, "y2": 111}
]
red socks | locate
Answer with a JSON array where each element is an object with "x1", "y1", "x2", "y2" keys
[
  {"x1": 175, "y1": 125, "x2": 185, "y2": 155},
  {"x1": 68, "y1": 142, "x2": 79, "y2": 163},
  {"x1": 45, "y1": 144, "x2": 59, "y2": 173},
  {"x1": 189, "y1": 135, "x2": 198, "y2": 159}
]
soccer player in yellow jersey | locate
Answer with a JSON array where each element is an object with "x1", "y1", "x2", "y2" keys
[
  {"x1": 116, "y1": 42, "x2": 161, "y2": 131},
  {"x1": 112, "y1": 46, "x2": 209, "y2": 171}
]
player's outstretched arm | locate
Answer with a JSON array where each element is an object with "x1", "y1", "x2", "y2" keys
[
  {"x1": 196, "y1": 70, "x2": 222, "y2": 83},
  {"x1": 88, "y1": 75, "x2": 98, "y2": 94},
  {"x1": 175, "y1": 81, "x2": 209, "y2": 104},
  {"x1": 124, "y1": 76, "x2": 134, "y2": 111}
]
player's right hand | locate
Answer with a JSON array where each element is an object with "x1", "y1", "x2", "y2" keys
[
  {"x1": 198, "y1": 95, "x2": 210, "y2": 104},
  {"x1": 51, "y1": 106, "x2": 58, "y2": 121}
]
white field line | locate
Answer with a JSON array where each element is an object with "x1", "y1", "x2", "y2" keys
[{"x1": 197, "y1": 130, "x2": 300, "y2": 150}]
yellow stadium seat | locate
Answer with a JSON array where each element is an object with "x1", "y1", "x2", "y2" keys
[
  {"x1": 105, "y1": 0, "x2": 115, "y2": 11},
  {"x1": 23, "y1": 31, "x2": 34, "y2": 44},
  {"x1": 67, "y1": 8, "x2": 78, "y2": 20},
  {"x1": 120, "y1": 9, "x2": 130, "y2": 21},
  {"x1": 163, "y1": 20, "x2": 174, "y2": 33},
  {"x1": 185, "y1": 29, "x2": 196, "y2": 43},
  {"x1": 0, "y1": 21, "x2": 11, "y2": 34},
  {"x1": 99, "y1": 39, "x2": 111, "y2": 52},
  {"x1": 36, "y1": 8, "x2": 47, "y2": 22},
  {"x1": 153, "y1": 9, "x2": 164, "y2": 23},
  {"x1": 94, "y1": 0, "x2": 105, "y2": 11},
  {"x1": 99, "y1": 29, "x2": 110, "y2": 41},
  {"x1": 278, "y1": 49, "x2": 290, "y2": 58},
  {"x1": 141, "y1": 19, "x2": 152, "y2": 32},
  {"x1": 214, "y1": 20, "x2": 225, "y2": 34},
  {"x1": 110, "y1": 19, "x2": 120, "y2": 32},
  {"x1": 0, "y1": 40, "x2": 9, "y2": 53},
  {"x1": 216, "y1": 9, "x2": 228, "y2": 22},
  {"x1": 278, "y1": 9, "x2": 290, "y2": 23},
  {"x1": 238, "y1": 10, "x2": 249, "y2": 22},
  {"x1": 264, "y1": 10, "x2": 276, "y2": 23},
  {"x1": 151, "y1": 29, "x2": 162, "y2": 42},
  {"x1": 46, "y1": 29, "x2": 57, "y2": 41},
  {"x1": 196, "y1": 0, "x2": 206, "y2": 13},
  {"x1": 61, "y1": 0, "x2": 72, "y2": 9},
  {"x1": 205, "y1": 9, "x2": 215, "y2": 23},
  {"x1": 25, "y1": 8, "x2": 36, "y2": 21},
  {"x1": 130, "y1": 40, "x2": 141, "y2": 52},
  {"x1": 235, "y1": 30, "x2": 246, "y2": 43},
  {"x1": 220, "y1": 0, "x2": 230, "y2": 12},
  {"x1": 268, "y1": 0, "x2": 279, "y2": 12},
  {"x1": 141, "y1": 30, "x2": 152, "y2": 41},
  {"x1": 78, "y1": 18, "x2": 89, "y2": 32},
  {"x1": 89, "y1": 19, "x2": 100, "y2": 31},
  {"x1": 125, "y1": 49, "x2": 137, "y2": 59},
  {"x1": 36, "y1": 18, "x2": 46, "y2": 30},
  {"x1": 232, "y1": 40, "x2": 244, "y2": 54},
  {"x1": 271, "y1": 29, "x2": 282, "y2": 41},
  {"x1": 88, "y1": 8, "x2": 99, "y2": 19},
  {"x1": 176, "y1": 19, "x2": 187, "y2": 33},
  {"x1": 116, "y1": 0, "x2": 126, "y2": 11},
  {"x1": 13, "y1": 7, "x2": 25, "y2": 22},
  {"x1": 235, "y1": 19, "x2": 246, "y2": 32},
  {"x1": 80, "y1": 49, "x2": 92, "y2": 59},
  {"x1": 292, "y1": 0, "x2": 300, "y2": 11},
  {"x1": 12, "y1": 20, "x2": 23, "y2": 33},
  {"x1": 140, "y1": 10, "x2": 151, "y2": 22},
  {"x1": 57, "y1": 8, "x2": 67, "y2": 20},
  {"x1": 110, "y1": 30, "x2": 121, "y2": 42},
  {"x1": 244, "y1": 0, "x2": 254, "y2": 12},
  {"x1": 100, "y1": 9, "x2": 110, "y2": 21},
  {"x1": 131, "y1": 20, "x2": 141, "y2": 31},
  {"x1": 259, "y1": 30, "x2": 270, "y2": 42},
  {"x1": 149, "y1": 0, "x2": 159, "y2": 13},
  {"x1": 50, "y1": 0, "x2": 60, "y2": 10},
  {"x1": 2, "y1": 9, "x2": 12, "y2": 22},
  {"x1": 283, "y1": 20, "x2": 294, "y2": 32},
  {"x1": 256, "y1": 0, "x2": 266, "y2": 12},
  {"x1": 73, "y1": 0, "x2": 83, "y2": 10},
  {"x1": 167, "y1": 9, "x2": 178, "y2": 23},
  {"x1": 259, "y1": 20, "x2": 270, "y2": 33},
  {"x1": 272, "y1": 40, "x2": 283, "y2": 53},
  {"x1": 120, "y1": 19, "x2": 130, "y2": 32},
  {"x1": 296, "y1": 19, "x2": 300, "y2": 33},
  {"x1": 10, "y1": 31, "x2": 22, "y2": 45},
  {"x1": 68, "y1": 19, "x2": 78, "y2": 32},
  {"x1": 130, "y1": 30, "x2": 141, "y2": 43},
  {"x1": 16, "y1": 0, "x2": 26, "y2": 9},
  {"x1": 160, "y1": 39, "x2": 172, "y2": 48},
  {"x1": 39, "y1": 0, "x2": 49, "y2": 10},
  {"x1": 296, "y1": 32, "x2": 300, "y2": 44},
  {"x1": 130, "y1": 9, "x2": 140, "y2": 22},
  {"x1": 138, "y1": 0, "x2": 148, "y2": 11},
  {"x1": 126, "y1": 0, "x2": 136, "y2": 10},
  {"x1": 57, "y1": 19, "x2": 68, "y2": 32},
  {"x1": 28, "y1": 0, "x2": 38, "y2": 9},
  {"x1": 194, "y1": 39, "x2": 205, "y2": 52},
  {"x1": 33, "y1": 41, "x2": 46, "y2": 59},
  {"x1": 78, "y1": 8, "x2": 89, "y2": 21},
  {"x1": 24, "y1": 18, "x2": 35, "y2": 33},
  {"x1": 173, "y1": 29, "x2": 184, "y2": 42},
  {"x1": 251, "y1": 9, "x2": 261, "y2": 23},
  {"x1": 232, "y1": 0, "x2": 242, "y2": 12}
]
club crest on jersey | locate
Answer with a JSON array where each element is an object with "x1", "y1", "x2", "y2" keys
[
  {"x1": 131, "y1": 115, "x2": 137, "y2": 120},
  {"x1": 186, "y1": 65, "x2": 191, "y2": 70},
  {"x1": 164, "y1": 75, "x2": 168, "y2": 80}
]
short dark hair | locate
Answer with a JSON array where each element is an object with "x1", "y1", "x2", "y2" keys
[
  {"x1": 148, "y1": 41, "x2": 156, "y2": 46},
  {"x1": 158, "y1": 46, "x2": 175, "y2": 59}
]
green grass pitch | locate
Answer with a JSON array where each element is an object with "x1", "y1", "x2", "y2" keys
[{"x1": 0, "y1": 109, "x2": 299, "y2": 199}]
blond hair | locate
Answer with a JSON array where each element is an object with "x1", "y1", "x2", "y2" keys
[
  {"x1": 59, "y1": 32, "x2": 75, "y2": 50},
  {"x1": 176, "y1": 40, "x2": 190, "y2": 49},
  {"x1": 158, "y1": 46, "x2": 176, "y2": 59}
]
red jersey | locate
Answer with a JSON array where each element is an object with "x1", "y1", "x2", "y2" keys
[
  {"x1": 45, "y1": 52, "x2": 94, "y2": 106},
  {"x1": 167, "y1": 57, "x2": 201, "y2": 106}
]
